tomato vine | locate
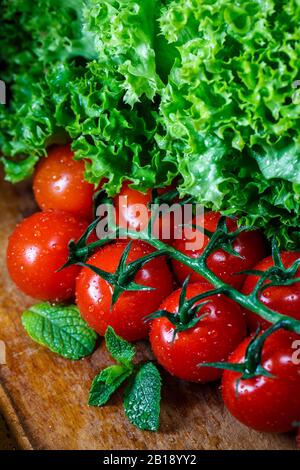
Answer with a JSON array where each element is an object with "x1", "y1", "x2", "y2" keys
[{"x1": 62, "y1": 194, "x2": 300, "y2": 376}]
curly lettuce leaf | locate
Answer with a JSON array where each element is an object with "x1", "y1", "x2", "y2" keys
[
  {"x1": 158, "y1": 0, "x2": 300, "y2": 248},
  {"x1": 0, "y1": 0, "x2": 177, "y2": 189},
  {"x1": 0, "y1": 0, "x2": 96, "y2": 178},
  {"x1": 84, "y1": 0, "x2": 163, "y2": 106}
]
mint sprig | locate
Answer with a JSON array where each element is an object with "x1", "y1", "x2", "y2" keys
[
  {"x1": 22, "y1": 303, "x2": 97, "y2": 360},
  {"x1": 89, "y1": 327, "x2": 162, "y2": 431},
  {"x1": 89, "y1": 327, "x2": 135, "y2": 406},
  {"x1": 89, "y1": 365, "x2": 132, "y2": 406},
  {"x1": 124, "y1": 362, "x2": 161, "y2": 431},
  {"x1": 105, "y1": 326, "x2": 136, "y2": 366}
]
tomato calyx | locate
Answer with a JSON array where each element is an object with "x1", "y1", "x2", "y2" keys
[
  {"x1": 145, "y1": 187, "x2": 193, "y2": 239},
  {"x1": 77, "y1": 241, "x2": 168, "y2": 307},
  {"x1": 242, "y1": 239, "x2": 300, "y2": 300},
  {"x1": 93, "y1": 188, "x2": 115, "y2": 219},
  {"x1": 58, "y1": 217, "x2": 104, "y2": 270},
  {"x1": 146, "y1": 277, "x2": 225, "y2": 339},
  {"x1": 200, "y1": 216, "x2": 256, "y2": 262},
  {"x1": 200, "y1": 319, "x2": 294, "y2": 383}
]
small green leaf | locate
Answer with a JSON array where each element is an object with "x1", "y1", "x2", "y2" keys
[
  {"x1": 105, "y1": 326, "x2": 136, "y2": 366},
  {"x1": 22, "y1": 303, "x2": 97, "y2": 360},
  {"x1": 88, "y1": 328, "x2": 136, "y2": 407},
  {"x1": 124, "y1": 362, "x2": 162, "y2": 432},
  {"x1": 89, "y1": 365, "x2": 132, "y2": 407}
]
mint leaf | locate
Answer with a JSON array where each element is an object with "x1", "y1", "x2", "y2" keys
[
  {"x1": 88, "y1": 330, "x2": 162, "y2": 430},
  {"x1": 88, "y1": 327, "x2": 136, "y2": 408},
  {"x1": 89, "y1": 365, "x2": 132, "y2": 407},
  {"x1": 124, "y1": 362, "x2": 162, "y2": 431},
  {"x1": 22, "y1": 303, "x2": 97, "y2": 360},
  {"x1": 105, "y1": 326, "x2": 136, "y2": 366}
]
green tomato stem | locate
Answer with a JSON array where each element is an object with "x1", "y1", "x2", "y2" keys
[
  {"x1": 72, "y1": 228, "x2": 300, "y2": 335},
  {"x1": 128, "y1": 233, "x2": 300, "y2": 334}
]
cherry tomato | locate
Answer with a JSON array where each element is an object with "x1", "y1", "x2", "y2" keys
[
  {"x1": 172, "y1": 212, "x2": 266, "y2": 289},
  {"x1": 33, "y1": 144, "x2": 95, "y2": 219},
  {"x1": 242, "y1": 252, "x2": 300, "y2": 331},
  {"x1": 150, "y1": 283, "x2": 246, "y2": 383},
  {"x1": 222, "y1": 330, "x2": 300, "y2": 433},
  {"x1": 76, "y1": 240, "x2": 174, "y2": 341},
  {"x1": 114, "y1": 181, "x2": 182, "y2": 242},
  {"x1": 7, "y1": 210, "x2": 88, "y2": 302},
  {"x1": 114, "y1": 182, "x2": 150, "y2": 233}
]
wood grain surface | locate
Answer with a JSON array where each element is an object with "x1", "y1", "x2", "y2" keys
[
  {"x1": 0, "y1": 175, "x2": 297, "y2": 450},
  {"x1": 0, "y1": 412, "x2": 17, "y2": 450}
]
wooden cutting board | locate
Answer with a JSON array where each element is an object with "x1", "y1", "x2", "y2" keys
[{"x1": 0, "y1": 175, "x2": 297, "y2": 450}]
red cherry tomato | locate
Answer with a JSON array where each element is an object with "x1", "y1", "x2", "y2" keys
[
  {"x1": 242, "y1": 252, "x2": 300, "y2": 331},
  {"x1": 114, "y1": 182, "x2": 151, "y2": 233},
  {"x1": 114, "y1": 181, "x2": 182, "y2": 242},
  {"x1": 222, "y1": 330, "x2": 300, "y2": 433},
  {"x1": 7, "y1": 210, "x2": 88, "y2": 302},
  {"x1": 172, "y1": 212, "x2": 266, "y2": 289},
  {"x1": 33, "y1": 144, "x2": 95, "y2": 220},
  {"x1": 76, "y1": 240, "x2": 174, "y2": 341},
  {"x1": 150, "y1": 283, "x2": 246, "y2": 383}
]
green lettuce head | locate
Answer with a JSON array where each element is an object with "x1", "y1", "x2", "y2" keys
[{"x1": 0, "y1": 0, "x2": 299, "y2": 248}]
